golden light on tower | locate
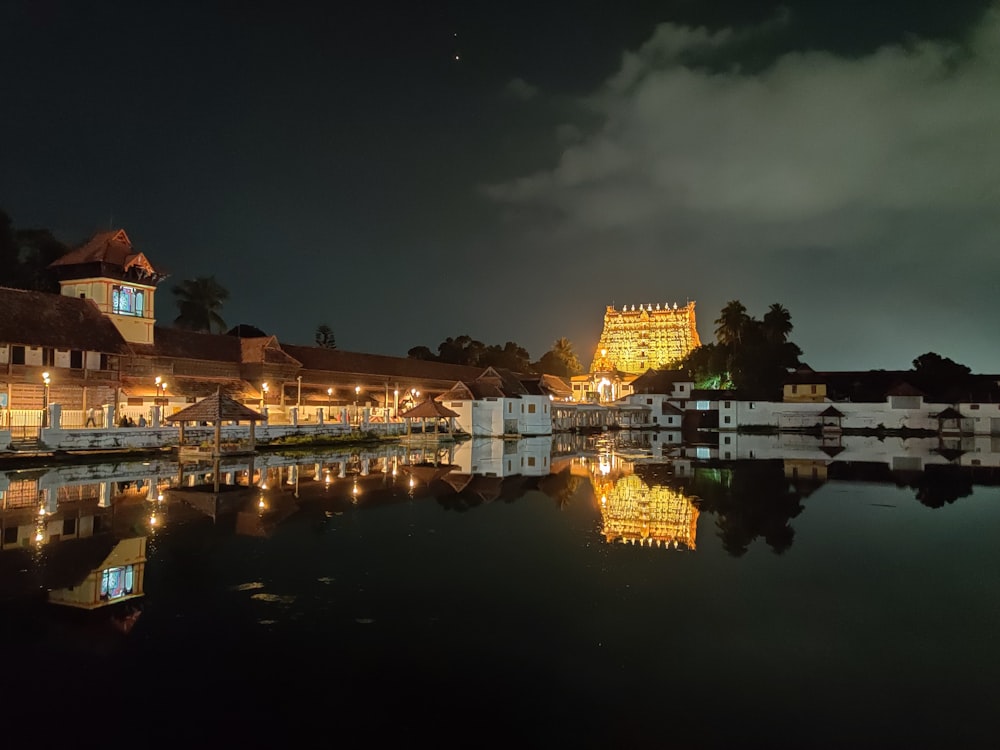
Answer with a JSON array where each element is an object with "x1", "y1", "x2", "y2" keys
[{"x1": 591, "y1": 301, "x2": 701, "y2": 374}]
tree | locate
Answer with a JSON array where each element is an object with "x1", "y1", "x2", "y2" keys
[
  {"x1": 910, "y1": 352, "x2": 971, "y2": 395},
  {"x1": 407, "y1": 345, "x2": 437, "y2": 361},
  {"x1": 481, "y1": 341, "x2": 532, "y2": 372},
  {"x1": 172, "y1": 276, "x2": 229, "y2": 333},
  {"x1": 714, "y1": 300, "x2": 751, "y2": 346},
  {"x1": 535, "y1": 337, "x2": 584, "y2": 377},
  {"x1": 315, "y1": 324, "x2": 336, "y2": 349},
  {"x1": 762, "y1": 303, "x2": 793, "y2": 344},
  {"x1": 0, "y1": 211, "x2": 65, "y2": 292}
]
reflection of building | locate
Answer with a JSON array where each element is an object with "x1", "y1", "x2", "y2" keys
[
  {"x1": 591, "y1": 303, "x2": 701, "y2": 375},
  {"x1": 48, "y1": 536, "x2": 147, "y2": 609},
  {"x1": 597, "y1": 474, "x2": 699, "y2": 549}
]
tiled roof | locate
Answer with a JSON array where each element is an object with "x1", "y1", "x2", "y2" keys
[
  {"x1": 164, "y1": 391, "x2": 264, "y2": 423},
  {"x1": 400, "y1": 399, "x2": 460, "y2": 419},
  {"x1": 130, "y1": 327, "x2": 243, "y2": 362},
  {"x1": 121, "y1": 375, "x2": 255, "y2": 399},
  {"x1": 0, "y1": 287, "x2": 130, "y2": 353},
  {"x1": 629, "y1": 369, "x2": 693, "y2": 394},
  {"x1": 240, "y1": 336, "x2": 301, "y2": 366},
  {"x1": 279, "y1": 344, "x2": 484, "y2": 383},
  {"x1": 50, "y1": 229, "x2": 163, "y2": 276}
]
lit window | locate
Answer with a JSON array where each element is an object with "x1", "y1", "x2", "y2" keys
[
  {"x1": 112, "y1": 285, "x2": 144, "y2": 317},
  {"x1": 100, "y1": 565, "x2": 135, "y2": 600}
]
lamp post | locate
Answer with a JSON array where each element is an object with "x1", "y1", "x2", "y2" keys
[
  {"x1": 296, "y1": 375, "x2": 302, "y2": 409},
  {"x1": 393, "y1": 389, "x2": 399, "y2": 417},
  {"x1": 41, "y1": 371, "x2": 50, "y2": 428},
  {"x1": 261, "y1": 382, "x2": 269, "y2": 412},
  {"x1": 327, "y1": 387, "x2": 333, "y2": 417},
  {"x1": 155, "y1": 375, "x2": 167, "y2": 400},
  {"x1": 354, "y1": 386, "x2": 360, "y2": 426}
]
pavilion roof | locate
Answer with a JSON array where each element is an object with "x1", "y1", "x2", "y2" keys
[
  {"x1": 399, "y1": 399, "x2": 460, "y2": 419},
  {"x1": 164, "y1": 391, "x2": 264, "y2": 423}
]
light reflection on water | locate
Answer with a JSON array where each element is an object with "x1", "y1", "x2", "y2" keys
[{"x1": 2, "y1": 433, "x2": 1000, "y2": 744}]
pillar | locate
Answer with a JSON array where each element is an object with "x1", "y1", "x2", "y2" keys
[
  {"x1": 289, "y1": 407, "x2": 299, "y2": 427},
  {"x1": 151, "y1": 404, "x2": 162, "y2": 428}
]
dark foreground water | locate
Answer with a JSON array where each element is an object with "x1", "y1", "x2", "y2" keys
[{"x1": 3, "y1": 438, "x2": 999, "y2": 747}]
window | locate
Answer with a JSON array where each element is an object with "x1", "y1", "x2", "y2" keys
[
  {"x1": 792, "y1": 385, "x2": 798, "y2": 394},
  {"x1": 3, "y1": 526, "x2": 17, "y2": 544},
  {"x1": 70, "y1": 350, "x2": 84, "y2": 369},
  {"x1": 112, "y1": 285, "x2": 145, "y2": 317},
  {"x1": 527, "y1": 456, "x2": 536, "y2": 467},
  {"x1": 749, "y1": 402, "x2": 755, "y2": 409},
  {"x1": 646, "y1": 398, "x2": 653, "y2": 405},
  {"x1": 528, "y1": 403, "x2": 536, "y2": 414},
  {"x1": 971, "y1": 404, "x2": 980, "y2": 410},
  {"x1": 508, "y1": 403, "x2": 512, "y2": 413},
  {"x1": 725, "y1": 401, "x2": 731, "y2": 408},
  {"x1": 724, "y1": 416, "x2": 731, "y2": 424},
  {"x1": 63, "y1": 518, "x2": 76, "y2": 535},
  {"x1": 696, "y1": 400, "x2": 710, "y2": 410},
  {"x1": 100, "y1": 565, "x2": 135, "y2": 600},
  {"x1": 724, "y1": 436, "x2": 731, "y2": 444},
  {"x1": 42, "y1": 348, "x2": 54, "y2": 366},
  {"x1": 811, "y1": 385, "x2": 817, "y2": 394},
  {"x1": 11, "y1": 346, "x2": 25, "y2": 365},
  {"x1": 679, "y1": 385, "x2": 685, "y2": 392}
]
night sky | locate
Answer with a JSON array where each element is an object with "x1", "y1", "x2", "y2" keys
[{"x1": 2, "y1": 1, "x2": 998, "y2": 371}]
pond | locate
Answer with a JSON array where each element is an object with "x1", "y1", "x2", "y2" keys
[{"x1": 1, "y1": 433, "x2": 997, "y2": 746}]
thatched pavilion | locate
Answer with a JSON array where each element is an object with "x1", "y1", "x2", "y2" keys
[
  {"x1": 165, "y1": 390, "x2": 264, "y2": 458},
  {"x1": 399, "y1": 398, "x2": 460, "y2": 437}
]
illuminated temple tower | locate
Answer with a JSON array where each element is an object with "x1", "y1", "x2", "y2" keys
[
  {"x1": 597, "y1": 474, "x2": 699, "y2": 550},
  {"x1": 590, "y1": 302, "x2": 701, "y2": 375}
]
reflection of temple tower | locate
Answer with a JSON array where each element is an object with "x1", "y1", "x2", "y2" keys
[
  {"x1": 591, "y1": 302, "x2": 701, "y2": 374},
  {"x1": 598, "y1": 474, "x2": 699, "y2": 549}
]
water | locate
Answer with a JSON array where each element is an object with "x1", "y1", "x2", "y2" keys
[{"x1": 2, "y1": 434, "x2": 998, "y2": 746}]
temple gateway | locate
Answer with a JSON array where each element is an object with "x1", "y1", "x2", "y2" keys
[{"x1": 573, "y1": 302, "x2": 702, "y2": 403}]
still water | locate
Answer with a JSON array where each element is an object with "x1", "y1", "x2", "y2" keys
[{"x1": 2, "y1": 433, "x2": 999, "y2": 746}]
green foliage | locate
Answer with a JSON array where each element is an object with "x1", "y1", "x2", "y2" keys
[
  {"x1": 173, "y1": 276, "x2": 230, "y2": 333},
  {"x1": 680, "y1": 299, "x2": 803, "y2": 399},
  {"x1": 534, "y1": 337, "x2": 583, "y2": 377}
]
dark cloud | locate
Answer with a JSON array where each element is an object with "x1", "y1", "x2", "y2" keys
[{"x1": 487, "y1": 4, "x2": 1000, "y2": 370}]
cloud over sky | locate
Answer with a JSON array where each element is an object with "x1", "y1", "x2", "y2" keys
[{"x1": 488, "y1": 5, "x2": 1000, "y2": 371}]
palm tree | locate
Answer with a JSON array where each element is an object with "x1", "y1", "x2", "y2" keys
[
  {"x1": 172, "y1": 276, "x2": 229, "y2": 333},
  {"x1": 714, "y1": 300, "x2": 750, "y2": 346},
  {"x1": 552, "y1": 337, "x2": 583, "y2": 374},
  {"x1": 762, "y1": 303, "x2": 793, "y2": 344}
]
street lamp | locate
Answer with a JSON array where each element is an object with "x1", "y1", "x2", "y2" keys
[
  {"x1": 327, "y1": 387, "x2": 333, "y2": 416},
  {"x1": 155, "y1": 375, "x2": 167, "y2": 400},
  {"x1": 296, "y1": 375, "x2": 302, "y2": 409},
  {"x1": 261, "y1": 382, "x2": 269, "y2": 411},
  {"x1": 41, "y1": 371, "x2": 50, "y2": 427},
  {"x1": 354, "y1": 386, "x2": 360, "y2": 426}
]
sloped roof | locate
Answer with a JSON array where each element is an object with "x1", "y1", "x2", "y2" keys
[
  {"x1": 629, "y1": 369, "x2": 693, "y2": 394},
  {"x1": 164, "y1": 391, "x2": 264, "y2": 423},
  {"x1": 536, "y1": 374, "x2": 573, "y2": 398},
  {"x1": 121, "y1": 375, "x2": 255, "y2": 400},
  {"x1": 479, "y1": 367, "x2": 530, "y2": 396},
  {"x1": 50, "y1": 229, "x2": 163, "y2": 277},
  {"x1": 279, "y1": 344, "x2": 484, "y2": 383},
  {"x1": 818, "y1": 405, "x2": 844, "y2": 417},
  {"x1": 0, "y1": 287, "x2": 130, "y2": 353},
  {"x1": 240, "y1": 336, "x2": 302, "y2": 366},
  {"x1": 934, "y1": 407, "x2": 964, "y2": 420},
  {"x1": 886, "y1": 381, "x2": 925, "y2": 397},
  {"x1": 438, "y1": 380, "x2": 505, "y2": 401},
  {"x1": 130, "y1": 327, "x2": 243, "y2": 362},
  {"x1": 400, "y1": 399, "x2": 460, "y2": 419}
]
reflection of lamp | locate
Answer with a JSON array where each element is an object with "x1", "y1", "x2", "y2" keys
[{"x1": 41, "y1": 371, "x2": 50, "y2": 427}]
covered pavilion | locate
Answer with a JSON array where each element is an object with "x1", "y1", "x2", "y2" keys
[
  {"x1": 165, "y1": 390, "x2": 265, "y2": 458},
  {"x1": 398, "y1": 399, "x2": 460, "y2": 438}
]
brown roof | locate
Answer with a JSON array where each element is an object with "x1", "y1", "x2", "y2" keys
[
  {"x1": 240, "y1": 336, "x2": 302, "y2": 366},
  {"x1": 121, "y1": 375, "x2": 255, "y2": 400},
  {"x1": 400, "y1": 399, "x2": 460, "y2": 419},
  {"x1": 130, "y1": 327, "x2": 243, "y2": 362},
  {"x1": 280, "y1": 344, "x2": 484, "y2": 384},
  {"x1": 164, "y1": 391, "x2": 264, "y2": 423},
  {"x1": 0, "y1": 287, "x2": 130, "y2": 353},
  {"x1": 50, "y1": 229, "x2": 162, "y2": 276}
]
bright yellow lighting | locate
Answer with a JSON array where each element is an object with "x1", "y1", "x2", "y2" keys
[
  {"x1": 149, "y1": 514, "x2": 158, "y2": 526},
  {"x1": 35, "y1": 532, "x2": 43, "y2": 543},
  {"x1": 258, "y1": 498, "x2": 266, "y2": 509}
]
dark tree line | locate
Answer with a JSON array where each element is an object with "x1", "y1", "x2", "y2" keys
[
  {"x1": 409, "y1": 335, "x2": 584, "y2": 377},
  {"x1": 678, "y1": 300, "x2": 802, "y2": 399},
  {"x1": 0, "y1": 209, "x2": 65, "y2": 292}
]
